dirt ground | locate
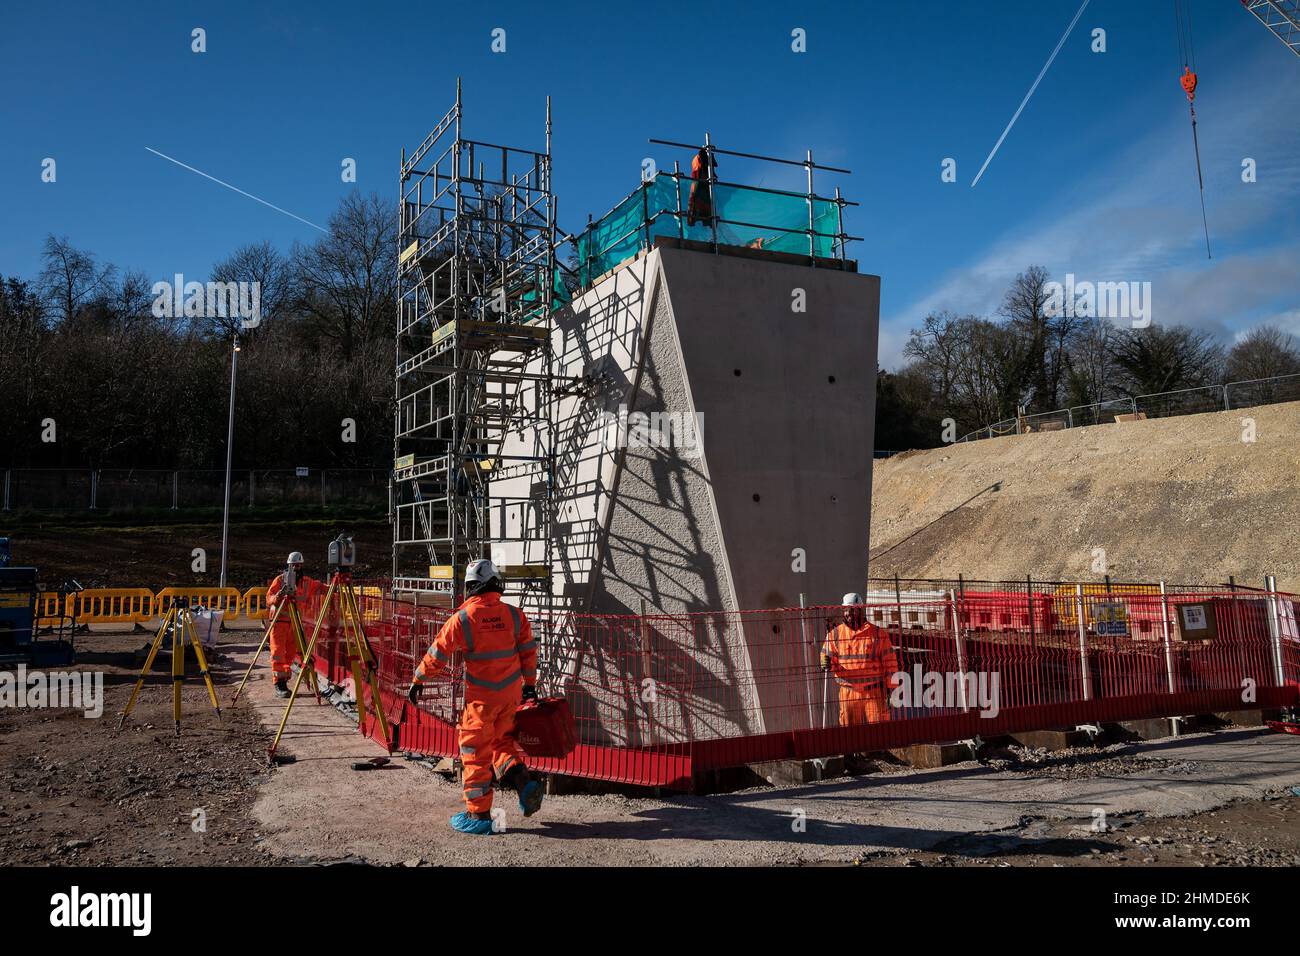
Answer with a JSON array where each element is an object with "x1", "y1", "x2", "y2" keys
[
  {"x1": 0, "y1": 628, "x2": 299, "y2": 865},
  {"x1": 247, "y1": 645, "x2": 1300, "y2": 865},
  {"x1": 6, "y1": 519, "x2": 391, "y2": 591},
  {"x1": 865, "y1": 790, "x2": 1300, "y2": 867},
  {"x1": 5, "y1": 626, "x2": 1300, "y2": 867},
  {"x1": 870, "y1": 400, "x2": 1300, "y2": 589}
]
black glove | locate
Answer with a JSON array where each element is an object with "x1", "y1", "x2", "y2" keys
[
  {"x1": 407, "y1": 682, "x2": 420, "y2": 705},
  {"x1": 820, "y1": 652, "x2": 832, "y2": 672},
  {"x1": 521, "y1": 684, "x2": 538, "y2": 704}
]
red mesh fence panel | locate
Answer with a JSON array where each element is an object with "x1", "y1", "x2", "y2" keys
[{"x1": 295, "y1": 582, "x2": 1300, "y2": 789}]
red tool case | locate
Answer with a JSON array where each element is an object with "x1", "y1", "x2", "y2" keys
[{"x1": 511, "y1": 697, "x2": 577, "y2": 758}]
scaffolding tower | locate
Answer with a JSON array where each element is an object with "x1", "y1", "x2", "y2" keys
[{"x1": 392, "y1": 82, "x2": 556, "y2": 610}]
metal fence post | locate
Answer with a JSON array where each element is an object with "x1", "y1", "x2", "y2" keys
[
  {"x1": 584, "y1": 213, "x2": 593, "y2": 284},
  {"x1": 638, "y1": 597, "x2": 653, "y2": 746},
  {"x1": 89, "y1": 469, "x2": 98, "y2": 510},
  {"x1": 1265, "y1": 574, "x2": 1285, "y2": 687},
  {"x1": 891, "y1": 574, "x2": 909, "y2": 718},
  {"x1": 641, "y1": 180, "x2": 651, "y2": 254},
  {"x1": 171, "y1": 471, "x2": 179, "y2": 510},
  {"x1": 805, "y1": 149, "x2": 816, "y2": 262},
  {"x1": 949, "y1": 588, "x2": 969, "y2": 711},
  {"x1": 705, "y1": 132, "x2": 718, "y2": 254},
  {"x1": 249, "y1": 470, "x2": 255, "y2": 508},
  {"x1": 834, "y1": 186, "x2": 845, "y2": 262},
  {"x1": 893, "y1": 572, "x2": 905, "y2": 639},
  {"x1": 799, "y1": 593, "x2": 816, "y2": 730},
  {"x1": 2, "y1": 469, "x2": 9, "y2": 511},
  {"x1": 673, "y1": 160, "x2": 684, "y2": 240},
  {"x1": 1160, "y1": 581, "x2": 1176, "y2": 694},
  {"x1": 1026, "y1": 575, "x2": 1036, "y2": 648},
  {"x1": 1075, "y1": 584, "x2": 1092, "y2": 700},
  {"x1": 1223, "y1": 384, "x2": 1231, "y2": 411}
]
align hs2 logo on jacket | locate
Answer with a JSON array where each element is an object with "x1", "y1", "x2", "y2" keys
[{"x1": 49, "y1": 886, "x2": 152, "y2": 936}]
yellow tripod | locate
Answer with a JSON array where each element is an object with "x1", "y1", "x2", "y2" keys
[
  {"x1": 268, "y1": 571, "x2": 390, "y2": 762},
  {"x1": 117, "y1": 598, "x2": 221, "y2": 735},
  {"x1": 230, "y1": 595, "x2": 322, "y2": 706}
]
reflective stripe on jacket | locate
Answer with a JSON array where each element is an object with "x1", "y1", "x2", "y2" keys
[
  {"x1": 413, "y1": 592, "x2": 537, "y2": 700},
  {"x1": 821, "y1": 621, "x2": 899, "y2": 692}
]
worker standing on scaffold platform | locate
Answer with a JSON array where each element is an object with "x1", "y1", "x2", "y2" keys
[
  {"x1": 821, "y1": 593, "x2": 900, "y2": 725},
  {"x1": 407, "y1": 558, "x2": 544, "y2": 835},
  {"x1": 265, "y1": 551, "x2": 321, "y2": 698},
  {"x1": 687, "y1": 144, "x2": 716, "y2": 227}
]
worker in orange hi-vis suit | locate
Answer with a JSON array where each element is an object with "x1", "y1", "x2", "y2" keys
[
  {"x1": 406, "y1": 558, "x2": 543, "y2": 836},
  {"x1": 687, "y1": 145, "x2": 717, "y2": 227},
  {"x1": 820, "y1": 592, "x2": 900, "y2": 726},
  {"x1": 265, "y1": 551, "x2": 320, "y2": 698}
]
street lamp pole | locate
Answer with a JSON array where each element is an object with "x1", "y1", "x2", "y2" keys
[{"x1": 219, "y1": 335, "x2": 240, "y2": 590}]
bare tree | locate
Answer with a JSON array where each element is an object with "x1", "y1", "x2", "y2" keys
[
  {"x1": 208, "y1": 241, "x2": 295, "y2": 339},
  {"x1": 1063, "y1": 317, "x2": 1118, "y2": 409},
  {"x1": 1226, "y1": 325, "x2": 1300, "y2": 382},
  {"x1": 904, "y1": 311, "x2": 965, "y2": 409},
  {"x1": 904, "y1": 310, "x2": 1032, "y2": 431},
  {"x1": 0, "y1": 278, "x2": 52, "y2": 464},
  {"x1": 37, "y1": 235, "x2": 116, "y2": 325},
  {"x1": 293, "y1": 192, "x2": 397, "y2": 361},
  {"x1": 954, "y1": 317, "x2": 1032, "y2": 426},
  {"x1": 999, "y1": 265, "x2": 1071, "y2": 412}
]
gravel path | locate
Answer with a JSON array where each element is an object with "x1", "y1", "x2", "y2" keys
[{"x1": 249, "y1": 663, "x2": 1300, "y2": 866}]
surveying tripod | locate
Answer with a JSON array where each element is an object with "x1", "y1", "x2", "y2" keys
[
  {"x1": 267, "y1": 568, "x2": 391, "y2": 762},
  {"x1": 116, "y1": 596, "x2": 221, "y2": 735},
  {"x1": 230, "y1": 578, "x2": 323, "y2": 706}
]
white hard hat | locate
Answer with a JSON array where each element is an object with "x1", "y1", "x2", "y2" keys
[
  {"x1": 842, "y1": 592, "x2": 865, "y2": 606},
  {"x1": 287, "y1": 551, "x2": 304, "y2": 565},
  {"x1": 465, "y1": 558, "x2": 500, "y2": 585}
]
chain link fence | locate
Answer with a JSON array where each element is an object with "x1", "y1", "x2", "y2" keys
[
  {"x1": 1, "y1": 468, "x2": 389, "y2": 513},
  {"x1": 957, "y1": 371, "x2": 1300, "y2": 443}
]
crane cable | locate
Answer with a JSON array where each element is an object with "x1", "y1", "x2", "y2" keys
[{"x1": 1175, "y1": 0, "x2": 1212, "y2": 259}]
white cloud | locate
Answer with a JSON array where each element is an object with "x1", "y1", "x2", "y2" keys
[{"x1": 880, "y1": 54, "x2": 1300, "y2": 368}]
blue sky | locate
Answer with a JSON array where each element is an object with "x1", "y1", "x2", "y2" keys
[{"x1": 1, "y1": 1, "x2": 1296, "y2": 367}]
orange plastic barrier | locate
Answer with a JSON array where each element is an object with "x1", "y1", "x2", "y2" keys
[
  {"x1": 154, "y1": 587, "x2": 242, "y2": 617},
  {"x1": 36, "y1": 592, "x2": 71, "y2": 627},
  {"x1": 72, "y1": 588, "x2": 155, "y2": 625},
  {"x1": 242, "y1": 586, "x2": 270, "y2": 620}
]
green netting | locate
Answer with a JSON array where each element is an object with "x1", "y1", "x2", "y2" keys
[
  {"x1": 522, "y1": 266, "x2": 571, "y2": 322},
  {"x1": 573, "y1": 174, "x2": 839, "y2": 287}
]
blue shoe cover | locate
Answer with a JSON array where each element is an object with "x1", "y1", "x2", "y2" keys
[
  {"x1": 450, "y1": 811, "x2": 494, "y2": 835},
  {"x1": 519, "y1": 779, "x2": 544, "y2": 817}
]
